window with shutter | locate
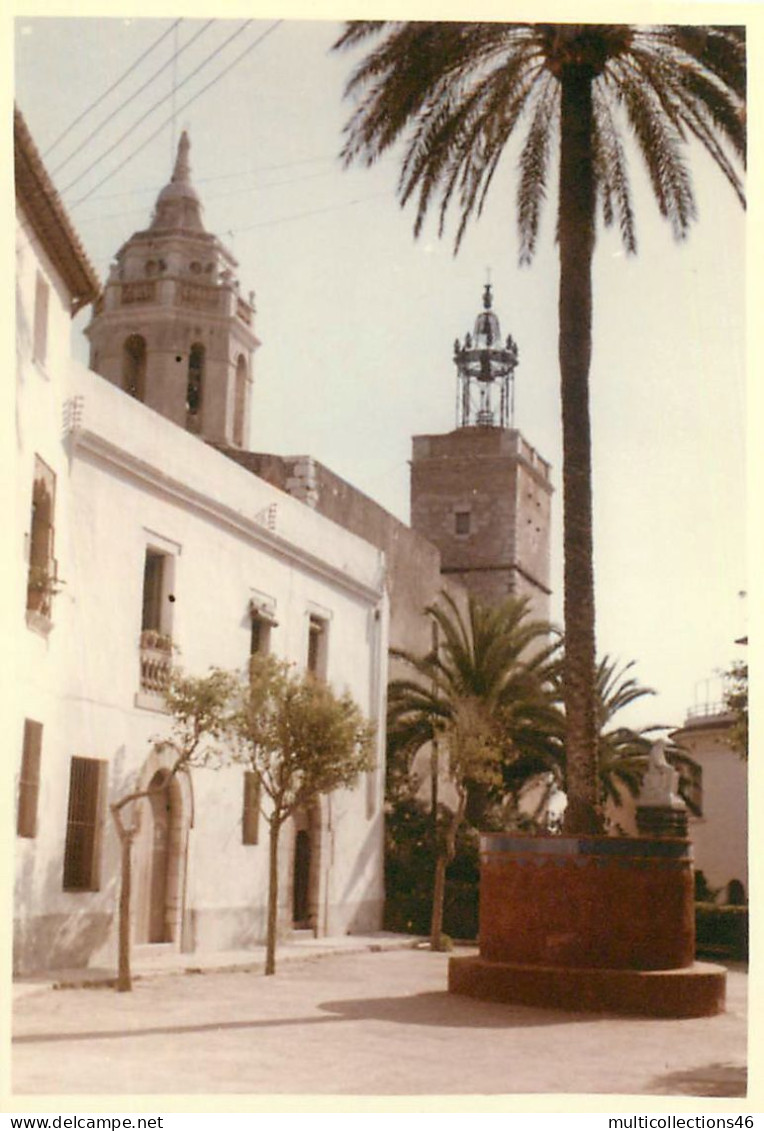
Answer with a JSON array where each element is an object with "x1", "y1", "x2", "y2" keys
[
  {"x1": 17, "y1": 720, "x2": 42, "y2": 838},
  {"x1": 63, "y1": 757, "x2": 106, "y2": 891},
  {"x1": 33, "y1": 272, "x2": 49, "y2": 366},
  {"x1": 26, "y1": 456, "x2": 56, "y2": 619},
  {"x1": 242, "y1": 771, "x2": 261, "y2": 846},
  {"x1": 307, "y1": 615, "x2": 328, "y2": 681}
]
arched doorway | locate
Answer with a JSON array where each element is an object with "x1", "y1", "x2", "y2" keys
[
  {"x1": 135, "y1": 761, "x2": 188, "y2": 946},
  {"x1": 291, "y1": 804, "x2": 321, "y2": 932},
  {"x1": 147, "y1": 770, "x2": 172, "y2": 942}
]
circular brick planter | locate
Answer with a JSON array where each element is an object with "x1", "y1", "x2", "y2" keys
[{"x1": 448, "y1": 834, "x2": 726, "y2": 1017}]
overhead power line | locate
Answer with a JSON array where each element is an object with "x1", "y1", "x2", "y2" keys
[
  {"x1": 62, "y1": 20, "x2": 254, "y2": 196},
  {"x1": 69, "y1": 20, "x2": 284, "y2": 207},
  {"x1": 43, "y1": 19, "x2": 183, "y2": 158},
  {"x1": 52, "y1": 20, "x2": 215, "y2": 177},
  {"x1": 74, "y1": 155, "x2": 334, "y2": 206}
]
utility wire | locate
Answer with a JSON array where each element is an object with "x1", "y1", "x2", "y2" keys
[
  {"x1": 62, "y1": 20, "x2": 254, "y2": 196},
  {"x1": 52, "y1": 21, "x2": 215, "y2": 177},
  {"x1": 74, "y1": 155, "x2": 334, "y2": 205},
  {"x1": 229, "y1": 191, "x2": 391, "y2": 234},
  {"x1": 80, "y1": 167, "x2": 339, "y2": 222},
  {"x1": 70, "y1": 21, "x2": 283, "y2": 207},
  {"x1": 43, "y1": 19, "x2": 183, "y2": 157}
]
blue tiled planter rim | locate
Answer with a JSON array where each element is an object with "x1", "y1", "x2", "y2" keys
[{"x1": 481, "y1": 834, "x2": 692, "y2": 861}]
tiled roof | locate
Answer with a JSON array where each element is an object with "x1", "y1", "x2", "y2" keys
[{"x1": 14, "y1": 105, "x2": 101, "y2": 314}]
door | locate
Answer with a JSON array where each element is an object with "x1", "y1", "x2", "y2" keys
[
  {"x1": 148, "y1": 770, "x2": 171, "y2": 943},
  {"x1": 292, "y1": 829, "x2": 311, "y2": 928}
]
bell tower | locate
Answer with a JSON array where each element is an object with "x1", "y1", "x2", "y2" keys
[
  {"x1": 410, "y1": 284, "x2": 553, "y2": 621},
  {"x1": 86, "y1": 132, "x2": 259, "y2": 448}
]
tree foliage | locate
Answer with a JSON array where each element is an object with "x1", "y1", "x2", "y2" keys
[
  {"x1": 230, "y1": 654, "x2": 375, "y2": 973},
  {"x1": 724, "y1": 659, "x2": 748, "y2": 759},
  {"x1": 110, "y1": 667, "x2": 235, "y2": 991}
]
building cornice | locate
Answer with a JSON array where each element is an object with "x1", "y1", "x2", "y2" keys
[
  {"x1": 14, "y1": 106, "x2": 101, "y2": 314},
  {"x1": 66, "y1": 407, "x2": 385, "y2": 604}
]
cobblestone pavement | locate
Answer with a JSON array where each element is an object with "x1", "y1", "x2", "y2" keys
[{"x1": 11, "y1": 948, "x2": 749, "y2": 1103}]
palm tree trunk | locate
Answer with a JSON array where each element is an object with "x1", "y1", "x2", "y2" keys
[
  {"x1": 265, "y1": 815, "x2": 281, "y2": 975},
  {"x1": 558, "y1": 65, "x2": 602, "y2": 835}
]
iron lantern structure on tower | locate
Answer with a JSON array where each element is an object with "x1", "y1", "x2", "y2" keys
[{"x1": 453, "y1": 283, "x2": 519, "y2": 429}]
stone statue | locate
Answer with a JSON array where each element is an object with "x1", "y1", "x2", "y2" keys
[{"x1": 639, "y1": 738, "x2": 683, "y2": 809}]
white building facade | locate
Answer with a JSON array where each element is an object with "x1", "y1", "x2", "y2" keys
[{"x1": 14, "y1": 110, "x2": 388, "y2": 975}]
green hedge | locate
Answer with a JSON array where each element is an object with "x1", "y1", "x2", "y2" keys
[{"x1": 695, "y1": 903, "x2": 748, "y2": 960}]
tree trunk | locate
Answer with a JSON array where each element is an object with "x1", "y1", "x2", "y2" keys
[
  {"x1": 110, "y1": 810, "x2": 135, "y2": 993},
  {"x1": 429, "y1": 788, "x2": 465, "y2": 949},
  {"x1": 557, "y1": 65, "x2": 602, "y2": 835},
  {"x1": 265, "y1": 816, "x2": 281, "y2": 975}
]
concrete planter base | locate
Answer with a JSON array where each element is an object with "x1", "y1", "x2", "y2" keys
[
  {"x1": 449, "y1": 955, "x2": 727, "y2": 1018},
  {"x1": 447, "y1": 834, "x2": 726, "y2": 1017}
]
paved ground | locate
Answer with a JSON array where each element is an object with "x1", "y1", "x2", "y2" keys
[{"x1": 11, "y1": 941, "x2": 749, "y2": 1101}]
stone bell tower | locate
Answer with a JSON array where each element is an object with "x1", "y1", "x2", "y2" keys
[
  {"x1": 85, "y1": 132, "x2": 259, "y2": 448},
  {"x1": 410, "y1": 284, "x2": 553, "y2": 621}
]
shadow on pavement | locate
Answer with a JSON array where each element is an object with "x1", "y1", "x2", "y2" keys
[
  {"x1": 648, "y1": 1062, "x2": 747, "y2": 1098},
  {"x1": 318, "y1": 990, "x2": 591, "y2": 1028},
  {"x1": 14, "y1": 989, "x2": 591, "y2": 1047}
]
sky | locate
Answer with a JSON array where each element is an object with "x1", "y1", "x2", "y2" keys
[{"x1": 12, "y1": 12, "x2": 752, "y2": 733}]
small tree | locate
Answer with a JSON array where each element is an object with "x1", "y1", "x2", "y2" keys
[
  {"x1": 231, "y1": 654, "x2": 375, "y2": 975},
  {"x1": 724, "y1": 660, "x2": 748, "y2": 759},
  {"x1": 428, "y1": 697, "x2": 504, "y2": 949},
  {"x1": 110, "y1": 668, "x2": 234, "y2": 992},
  {"x1": 387, "y1": 593, "x2": 559, "y2": 949}
]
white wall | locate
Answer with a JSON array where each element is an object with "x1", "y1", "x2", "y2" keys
[{"x1": 15, "y1": 212, "x2": 389, "y2": 971}]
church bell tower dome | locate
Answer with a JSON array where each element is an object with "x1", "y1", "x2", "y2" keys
[
  {"x1": 150, "y1": 131, "x2": 205, "y2": 233},
  {"x1": 85, "y1": 132, "x2": 259, "y2": 449}
]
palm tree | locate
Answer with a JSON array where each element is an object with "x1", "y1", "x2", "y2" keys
[
  {"x1": 500, "y1": 654, "x2": 660, "y2": 825},
  {"x1": 594, "y1": 656, "x2": 661, "y2": 808},
  {"x1": 387, "y1": 591, "x2": 559, "y2": 945},
  {"x1": 335, "y1": 22, "x2": 746, "y2": 834}
]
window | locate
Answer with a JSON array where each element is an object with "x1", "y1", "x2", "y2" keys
[
  {"x1": 186, "y1": 342, "x2": 204, "y2": 419},
  {"x1": 233, "y1": 354, "x2": 248, "y2": 447},
  {"x1": 307, "y1": 615, "x2": 328, "y2": 680},
  {"x1": 249, "y1": 595, "x2": 276, "y2": 657},
  {"x1": 123, "y1": 334, "x2": 147, "y2": 401},
  {"x1": 242, "y1": 771, "x2": 261, "y2": 845},
  {"x1": 454, "y1": 510, "x2": 471, "y2": 536},
  {"x1": 142, "y1": 550, "x2": 167, "y2": 635},
  {"x1": 26, "y1": 456, "x2": 56, "y2": 619},
  {"x1": 17, "y1": 720, "x2": 42, "y2": 838},
  {"x1": 250, "y1": 617, "x2": 270, "y2": 657},
  {"x1": 63, "y1": 757, "x2": 106, "y2": 891},
  {"x1": 33, "y1": 272, "x2": 49, "y2": 366},
  {"x1": 139, "y1": 548, "x2": 173, "y2": 694}
]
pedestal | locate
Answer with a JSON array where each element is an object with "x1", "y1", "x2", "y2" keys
[{"x1": 448, "y1": 834, "x2": 726, "y2": 1017}]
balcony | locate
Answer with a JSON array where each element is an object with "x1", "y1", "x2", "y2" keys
[{"x1": 139, "y1": 630, "x2": 172, "y2": 696}]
